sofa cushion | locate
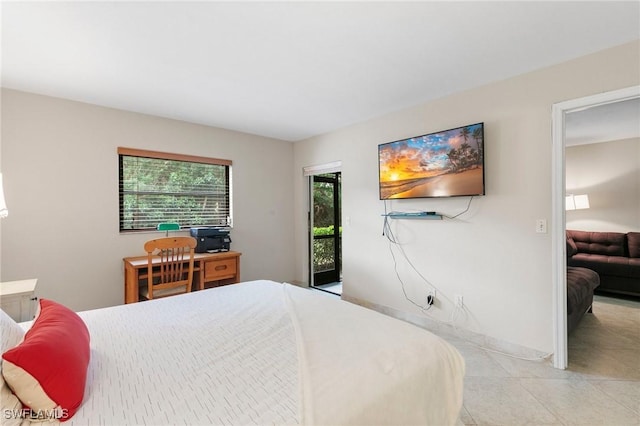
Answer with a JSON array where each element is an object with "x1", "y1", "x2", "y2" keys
[
  {"x1": 569, "y1": 253, "x2": 640, "y2": 278},
  {"x1": 629, "y1": 258, "x2": 640, "y2": 268},
  {"x1": 566, "y1": 236, "x2": 578, "y2": 257},
  {"x1": 627, "y1": 232, "x2": 640, "y2": 258},
  {"x1": 566, "y1": 267, "x2": 600, "y2": 315},
  {"x1": 567, "y1": 230, "x2": 626, "y2": 256}
]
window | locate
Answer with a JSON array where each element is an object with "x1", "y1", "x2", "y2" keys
[{"x1": 118, "y1": 147, "x2": 231, "y2": 232}]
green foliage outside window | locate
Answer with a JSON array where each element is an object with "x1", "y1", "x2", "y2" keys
[
  {"x1": 312, "y1": 173, "x2": 341, "y2": 274},
  {"x1": 120, "y1": 154, "x2": 230, "y2": 231},
  {"x1": 313, "y1": 225, "x2": 341, "y2": 271},
  {"x1": 313, "y1": 225, "x2": 342, "y2": 237}
]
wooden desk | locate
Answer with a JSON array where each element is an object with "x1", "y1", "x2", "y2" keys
[{"x1": 123, "y1": 251, "x2": 241, "y2": 304}]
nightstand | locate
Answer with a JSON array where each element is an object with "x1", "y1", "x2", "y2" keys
[{"x1": 0, "y1": 279, "x2": 38, "y2": 322}]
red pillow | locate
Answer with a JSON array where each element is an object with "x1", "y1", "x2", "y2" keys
[{"x1": 2, "y1": 299, "x2": 90, "y2": 421}]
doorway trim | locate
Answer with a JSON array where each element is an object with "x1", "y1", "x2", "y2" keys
[
  {"x1": 551, "y1": 85, "x2": 640, "y2": 369},
  {"x1": 303, "y1": 161, "x2": 342, "y2": 289},
  {"x1": 311, "y1": 172, "x2": 342, "y2": 288}
]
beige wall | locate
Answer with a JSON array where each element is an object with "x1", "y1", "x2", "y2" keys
[
  {"x1": 293, "y1": 40, "x2": 640, "y2": 354},
  {"x1": 2, "y1": 40, "x2": 638, "y2": 355},
  {"x1": 1, "y1": 89, "x2": 295, "y2": 311},
  {"x1": 566, "y1": 138, "x2": 640, "y2": 232}
]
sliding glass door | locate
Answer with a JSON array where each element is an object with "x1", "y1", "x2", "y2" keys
[{"x1": 311, "y1": 172, "x2": 341, "y2": 289}]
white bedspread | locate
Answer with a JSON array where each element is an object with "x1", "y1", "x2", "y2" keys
[
  {"x1": 69, "y1": 280, "x2": 299, "y2": 425},
  {"x1": 284, "y1": 283, "x2": 465, "y2": 425},
  {"x1": 22, "y1": 280, "x2": 464, "y2": 425}
]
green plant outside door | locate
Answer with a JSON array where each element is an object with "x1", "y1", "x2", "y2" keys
[{"x1": 312, "y1": 172, "x2": 341, "y2": 286}]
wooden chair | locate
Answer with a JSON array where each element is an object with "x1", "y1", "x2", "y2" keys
[{"x1": 140, "y1": 236, "x2": 197, "y2": 300}]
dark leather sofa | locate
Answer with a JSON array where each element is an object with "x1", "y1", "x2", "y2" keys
[
  {"x1": 566, "y1": 266, "x2": 599, "y2": 334},
  {"x1": 567, "y1": 230, "x2": 640, "y2": 298}
]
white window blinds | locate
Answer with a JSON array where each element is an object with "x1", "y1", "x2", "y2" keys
[
  {"x1": 303, "y1": 161, "x2": 342, "y2": 176},
  {"x1": 118, "y1": 148, "x2": 232, "y2": 231}
]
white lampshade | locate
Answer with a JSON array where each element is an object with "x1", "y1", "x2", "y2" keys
[
  {"x1": 0, "y1": 173, "x2": 8, "y2": 218},
  {"x1": 565, "y1": 195, "x2": 576, "y2": 210},
  {"x1": 565, "y1": 194, "x2": 589, "y2": 211},
  {"x1": 574, "y1": 194, "x2": 590, "y2": 210}
]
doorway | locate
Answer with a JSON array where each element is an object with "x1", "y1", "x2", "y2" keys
[
  {"x1": 551, "y1": 85, "x2": 640, "y2": 369},
  {"x1": 310, "y1": 172, "x2": 342, "y2": 295}
]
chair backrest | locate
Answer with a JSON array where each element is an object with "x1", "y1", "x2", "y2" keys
[{"x1": 144, "y1": 236, "x2": 197, "y2": 299}]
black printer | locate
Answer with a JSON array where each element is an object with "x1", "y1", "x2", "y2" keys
[{"x1": 189, "y1": 227, "x2": 231, "y2": 253}]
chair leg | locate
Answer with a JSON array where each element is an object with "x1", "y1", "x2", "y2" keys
[{"x1": 588, "y1": 305, "x2": 593, "y2": 313}]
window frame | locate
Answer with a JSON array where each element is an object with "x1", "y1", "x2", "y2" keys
[{"x1": 118, "y1": 147, "x2": 232, "y2": 233}]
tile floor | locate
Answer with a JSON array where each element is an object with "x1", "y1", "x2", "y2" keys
[
  {"x1": 445, "y1": 295, "x2": 640, "y2": 425},
  {"x1": 313, "y1": 281, "x2": 343, "y2": 295}
]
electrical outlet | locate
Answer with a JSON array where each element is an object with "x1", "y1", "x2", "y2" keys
[
  {"x1": 454, "y1": 294, "x2": 464, "y2": 308},
  {"x1": 426, "y1": 290, "x2": 436, "y2": 306}
]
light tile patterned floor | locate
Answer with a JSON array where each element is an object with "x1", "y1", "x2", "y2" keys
[
  {"x1": 446, "y1": 295, "x2": 640, "y2": 425},
  {"x1": 314, "y1": 281, "x2": 343, "y2": 295}
]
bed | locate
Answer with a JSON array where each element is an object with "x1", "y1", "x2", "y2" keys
[{"x1": 2, "y1": 280, "x2": 465, "y2": 425}]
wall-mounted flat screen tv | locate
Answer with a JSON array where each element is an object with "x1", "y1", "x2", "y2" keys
[{"x1": 378, "y1": 122, "x2": 485, "y2": 200}]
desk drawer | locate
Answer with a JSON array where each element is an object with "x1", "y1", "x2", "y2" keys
[{"x1": 204, "y1": 258, "x2": 237, "y2": 281}]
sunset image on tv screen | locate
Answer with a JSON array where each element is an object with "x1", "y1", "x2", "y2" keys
[{"x1": 379, "y1": 123, "x2": 484, "y2": 199}]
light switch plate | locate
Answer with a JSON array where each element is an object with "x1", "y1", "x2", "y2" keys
[{"x1": 536, "y1": 219, "x2": 547, "y2": 233}]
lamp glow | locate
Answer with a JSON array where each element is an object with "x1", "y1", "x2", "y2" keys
[
  {"x1": 574, "y1": 194, "x2": 590, "y2": 210},
  {"x1": 565, "y1": 194, "x2": 590, "y2": 211},
  {"x1": 565, "y1": 195, "x2": 575, "y2": 211}
]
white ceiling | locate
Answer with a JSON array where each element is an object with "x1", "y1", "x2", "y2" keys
[
  {"x1": 566, "y1": 98, "x2": 640, "y2": 146},
  {"x1": 2, "y1": 1, "x2": 639, "y2": 142}
]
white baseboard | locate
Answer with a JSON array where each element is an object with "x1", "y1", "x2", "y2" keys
[{"x1": 342, "y1": 294, "x2": 551, "y2": 361}]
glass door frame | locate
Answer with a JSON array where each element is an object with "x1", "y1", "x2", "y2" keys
[{"x1": 308, "y1": 172, "x2": 342, "y2": 291}]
